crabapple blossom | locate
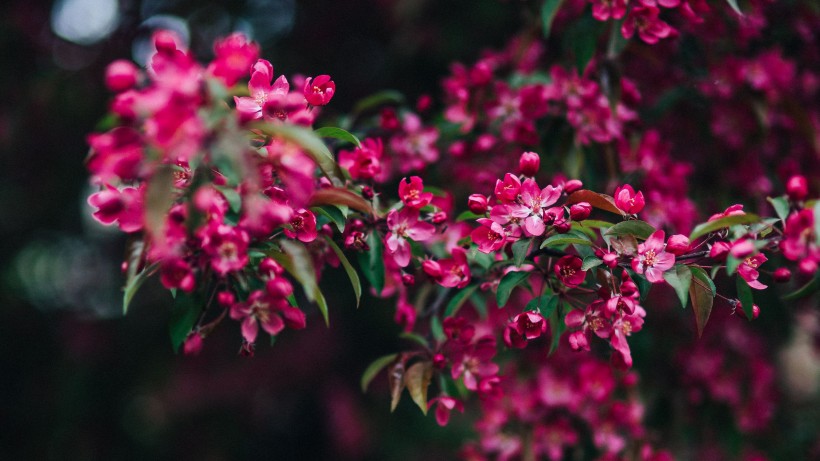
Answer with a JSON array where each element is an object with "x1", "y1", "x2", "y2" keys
[{"x1": 631, "y1": 230, "x2": 675, "y2": 283}]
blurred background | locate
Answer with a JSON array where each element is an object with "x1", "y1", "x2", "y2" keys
[{"x1": 0, "y1": 0, "x2": 526, "y2": 459}]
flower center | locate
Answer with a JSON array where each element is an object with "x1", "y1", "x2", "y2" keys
[{"x1": 643, "y1": 249, "x2": 657, "y2": 267}]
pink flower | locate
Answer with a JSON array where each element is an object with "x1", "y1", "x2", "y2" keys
[
  {"x1": 303, "y1": 75, "x2": 336, "y2": 106},
  {"x1": 105, "y1": 59, "x2": 139, "y2": 92},
  {"x1": 518, "y1": 151, "x2": 540, "y2": 176},
  {"x1": 565, "y1": 301, "x2": 612, "y2": 351},
  {"x1": 554, "y1": 255, "x2": 587, "y2": 288},
  {"x1": 422, "y1": 248, "x2": 471, "y2": 288},
  {"x1": 780, "y1": 209, "x2": 819, "y2": 274},
  {"x1": 621, "y1": 5, "x2": 674, "y2": 45},
  {"x1": 738, "y1": 253, "x2": 768, "y2": 290},
  {"x1": 471, "y1": 218, "x2": 507, "y2": 253},
  {"x1": 159, "y1": 258, "x2": 195, "y2": 292},
  {"x1": 427, "y1": 396, "x2": 464, "y2": 426},
  {"x1": 338, "y1": 138, "x2": 386, "y2": 182},
  {"x1": 467, "y1": 194, "x2": 489, "y2": 214},
  {"x1": 385, "y1": 208, "x2": 436, "y2": 267},
  {"x1": 631, "y1": 230, "x2": 675, "y2": 283},
  {"x1": 207, "y1": 32, "x2": 260, "y2": 86},
  {"x1": 233, "y1": 59, "x2": 289, "y2": 122},
  {"x1": 284, "y1": 208, "x2": 318, "y2": 243},
  {"x1": 614, "y1": 184, "x2": 645, "y2": 214},
  {"x1": 86, "y1": 127, "x2": 143, "y2": 182},
  {"x1": 230, "y1": 290, "x2": 306, "y2": 343},
  {"x1": 708, "y1": 204, "x2": 745, "y2": 222},
  {"x1": 515, "y1": 179, "x2": 562, "y2": 237},
  {"x1": 87, "y1": 184, "x2": 144, "y2": 233},
  {"x1": 592, "y1": 0, "x2": 628, "y2": 21},
  {"x1": 200, "y1": 221, "x2": 250, "y2": 276},
  {"x1": 494, "y1": 173, "x2": 522, "y2": 203},
  {"x1": 512, "y1": 311, "x2": 548, "y2": 340},
  {"x1": 398, "y1": 176, "x2": 433, "y2": 209}
]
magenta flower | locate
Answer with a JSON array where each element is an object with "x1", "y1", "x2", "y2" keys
[
  {"x1": 493, "y1": 173, "x2": 522, "y2": 203},
  {"x1": 614, "y1": 184, "x2": 645, "y2": 214},
  {"x1": 631, "y1": 230, "x2": 675, "y2": 283},
  {"x1": 398, "y1": 176, "x2": 433, "y2": 209},
  {"x1": 554, "y1": 255, "x2": 587, "y2": 288},
  {"x1": 738, "y1": 253, "x2": 768, "y2": 290},
  {"x1": 207, "y1": 32, "x2": 260, "y2": 87},
  {"x1": 427, "y1": 396, "x2": 464, "y2": 426},
  {"x1": 159, "y1": 258, "x2": 195, "y2": 293},
  {"x1": 87, "y1": 184, "x2": 144, "y2": 233},
  {"x1": 303, "y1": 75, "x2": 336, "y2": 106},
  {"x1": 621, "y1": 5, "x2": 674, "y2": 45},
  {"x1": 200, "y1": 221, "x2": 251, "y2": 276},
  {"x1": 284, "y1": 208, "x2": 318, "y2": 243},
  {"x1": 422, "y1": 248, "x2": 471, "y2": 288},
  {"x1": 385, "y1": 208, "x2": 436, "y2": 267},
  {"x1": 230, "y1": 290, "x2": 306, "y2": 343},
  {"x1": 514, "y1": 179, "x2": 562, "y2": 237},
  {"x1": 233, "y1": 59, "x2": 289, "y2": 121},
  {"x1": 338, "y1": 138, "x2": 385, "y2": 182},
  {"x1": 471, "y1": 218, "x2": 507, "y2": 253},
  {"x1": 592, "y1": 0, "x2": 628, "y2": 21}
]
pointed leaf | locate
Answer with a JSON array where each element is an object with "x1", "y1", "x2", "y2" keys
[
  {"x1": 275, "y1": 241, "x2": 329, "y2": 325},
  {"x1": 399, "y1": 333, "x2": 430, "y2": 348},
  {"x1": 357, "y1": 231, "x2": 385, "y2": 294},
  {"x1": 497, "y1": 270, "x2": 531, "y2": 307},
  {"x1": 549, "y1": 302, "x2": 568, "y2": 355},
  {"x1": 404, "y1": 361, "x2": 433, "y2": 415},
  {"x1": 215, "y1": 186, "x2": 242, "y2": 213},
  {"x1": 540, "y1": 230, "x2": 593, "y2": 248},
  {"x1": 567, "y1": 190, "x2": 624, "y2": 215},
  {"x1": 604, "y1": 220, "x2": 656, "y2": 240},
  {"x1": 388, "y1": 360, "x2": 406, "y2": 412},
  {"x1": 456, "y1": 210, "x2": 484, "y2": 221},
  {"x1": 689, "y1": 266, "x2": 715, "y2": 337},
  {"x1": 767, "y1": 195, "x2": 789, "y2": 222},
  {"x1": 689, "y1": 213, "x2": 761, "y2": 241},
  {"x1": 736, "y1": 277, "x2": 755, "y2": 321},
  {"x1": 726, "y1": 255, "x2": 742, "y2": 276},
  {"x1": 512, "y1": 238, "x2": 533, "y2": 267},
  {"x1": 445, "y1": 285, "x2": 479, "y2": 317},
  {"x1": 526, "y1": 294, "x2": 558, "y2": 318},
  {"x1": 324, "y1": 236, "x2": 362, "y2": 308},
  {"x1": 783, "y1": 272, "x2": 819, "y2": 301},
  {"x1": 314, "y1": 126, "x2": 361, "y2": 148},
  {"x1": 430, "y1": 315, "x2": 446, "y2": 342},
  {"x1": 581, "y1": 256, "x2": 603, "y2": 271},
  {"x1": 352, "y1": 90, "x2": 405, "y2": 116},
  {"x1": 169, "y1": 293, "x2": 201, "y2": 353},
  {"x1": 540, "y1": 0, "x2": 565, "y2": 38},
  {"x1": 253, "y1": 123, "x2": 344, "y2": 186},
  {"x1": 663, "y1": 264, "x2": 692, "y2": 308},
  {"x1": 313, "y1": 205, "x2": 346, "y2": 233},
  {"x1": 310, "y1": 187, "x2": 375, "y2": 216},
  {"x1": 361, "y1": 353, "x2": 399, "y2": 392}
]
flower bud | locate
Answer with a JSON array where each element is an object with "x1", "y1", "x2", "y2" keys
[
  {"x1": 786, "y1": 175, "x2": 808, "y2": 201},
  {"x1": 217, "y1": 291, "x2": 235, "y2": 307},
  {"x1": 402, "y1": 273, "x2": 415, "y2": 286},
  {"x1": 433, "y1": 353, "x2": 447, "y2": 369},
  {"x1": 773, "y1": 267, "x2": 791, "y2": 283},
  {"x1": 432, "y1": 211, "x2": 448, "y2": 224},
  {"x1": 519, "y1": 151, "x2": 540, "y2": 176},
  {"x1": 266, "y1": 277, "x2": 293, "y2": 297},
  {"x1": 259, "y1": 257, "x2": 284, "y2": 277},
  {"x1": 361, "y1": 186, "x2": 374, "y2": 200},
  {"x1": 183, "y1": 332, "x2": 203, "y2": 356},
  {"x1": 467, "y1": 194, "x2": 488, "y2": 214},
  {"x1": 105, "y1": 60, "x2": 139, "y2": 92},
  {"x1": 709, "y1": 241, "x2": 730, "y2": 261},
  {"x1": 569, "y1": 202, "x2": 592, "y2": 221},
  {"x1": 738, "y1": 303, "x2": 760, "y2": 320},
  {"x1": 564, "y1": 179, "x2": 583, "y2": 194},
  {"x1": 666, "y1": 234, "x2": 690, "y2": 255}
]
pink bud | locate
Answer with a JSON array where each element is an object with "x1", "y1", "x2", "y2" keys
[
  {"x1": 519, "y1": 151, "x2": 540, "y2": 176},
  {"x1": 738, "y1": 303, "x2": 760, "y2": 320},
  {"x1": 259, "y1": 257, "x2": 284, "y2": 277},
  {"x1": 569, "y1": 202, "x2": 592, "y2": 221},
  {"x1": 709, "y1": 241, "x2": 730, "y2": 261},
  {"x1": 786, "y1": 175, "x2": 808, "y2": 201},
  {"x1": 266, "y1": 278, "x2": 293, "y2": 297},
  {"x1": 105, "y1": 60, "x2": 139, "y2": 92},
  {"x1": 433, "y1": 353, "x2": 447, "y2": 369},
  {"x1": 402, "y1": 274, "x2": 415, "y2": 286},
  {"x1": 432, "y1": 211, "x2": 447, "y2": 224},
  {"x1": 217, "y1": 291, "x2": 235, "y2": 307},
  {"x1": 467, "y1": 194, "x2": 488, "y2": 214},
  {"x1": 564, "y1": 179, "x2": 583, "y2": 194},
  {"x1": 773, "y1": 267, "x2": 791, "y2": 283},
  {"x1": 361, "y1": 186, "x2": 374, "y2": 200},
  {"x1": 666, "y1": 234, "x2": 690, "y2": 255},
  {"x1": 153, "y1": 30, "x2": 181, "y2": 53},
  {"x1": 183, "y1": 332, "x2": 203, "y2": 356}
]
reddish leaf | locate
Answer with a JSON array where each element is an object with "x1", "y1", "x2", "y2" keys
[
  {"x1": 567, "y1": 190, "x2": 624, "y2": 216},
  {"x1": 689, "y1": 267, "x2": 715, "y2": 337},
  {"x1": 388, "y1": 357, "x2": 407, "y2": 412},
  {"x1": 310, "y1": 187, "x2": 375, "y2": 216}
]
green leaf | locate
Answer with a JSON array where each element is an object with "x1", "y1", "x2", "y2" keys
[
  {"x1": 324, "y1": 236, "x2": 362, "y2": 308},
  {"x1": 313, "y1": 205, "x2": 346, "y2": 233},
  {"x1": 310, "y1": 187, "x2": 375, "y2": 216},
  {"x1": 169, "y1": 293, "x2": 201, "y2": 353},
  {"x1": 253, "y1": 123, "x2": 344, "y2": 186},
  {"x1": 689, "y1": 266, "x2": 715, "y2": 337},
  {"x1": 352, "y1": 90, "x2": 405, "y2": 115},
  {"x1": 123, "y1": 262, "x2": 158, "y2": 315},
  {"x1": 430, "y1": 315, "x2": 446, "y2": 342},
  {"x1": 275, "y1": 241, "x2": 329, "y2": 325},
  {"x1": 496, "y1": 271, "x2": 531, "y2": 307},
  {"x1": 736, "y1": 277, "x2": 755, "y2": 321},
  {"x1": 688, "y1": 213, "x2": 761, "y2": 241},
  {"x1": 767, "y1": 195, "x2": 789, "y2": 222},
  {"x1": 512, "y1": 238, "x2": 533, "y2": 267},
  {"x1": 357, "y1": 231, "x2": 385, "y2": 294},
  {"x1": 540, "y1": 230, "x2": 593, "y2": 248},
  {"x1": 361, "y1": 353, "x2": 399, "y2": 392},
  {"x1": 445, "y1": 285, "x2": 479, "y2": 317},
  {"x1": 215, "y1": 186, "x2": 242, "y2": 213},
  {"x1": 549, "y1": 303, "x2": 568, "y2": 355},
  {"x1": 525, "y1": 294, "x2": 558, "y2": 318},
  {"x1": 567, "y1": 190, "x2": 624, "y2": 216},
  {"x1": 578, "y1": 219, "x2": 612, "y2": 230},
  {"x1": 663, "y1": 265, "x2": 692, "y2": 308},
  {"x1": 725, "y1": 0, "x2": 743, "y2": 16},
  {"x1": 726, "y1": 255, "x2": 742, "y2": 276},
  {"x1": 399, "y1": 332, "x2": 430, "y2": 348},
  {"x1": 626, "y1": 269, "x2": 652, "y2": 301},
  {"x1": 814, "y1": 201, "x2": 820, "y2": 246},
  {"x1": 783, "y1": 272, "x2": 820, "y2": 301},
  {"x1": 456, "y1": 210, "x2": 483, "y2": 221},
  {"x1": 604, "y1": 220, "x2": 656, "y2": 240},
  {"x1": 540, "y1": 0, "x2": 564, "y2": 38},
  {"x1": 581, "y1": 256, "x2": 603, "y2": 271},
  {"x1": 404, "y1": 361, "x2": 433, "y2": 415},
  {"x1": 314, "y1": 126, "x2": 361, "y2": 148},
  {"x1": 567, "y1": 15, "x2": 599, "y2": 73}
]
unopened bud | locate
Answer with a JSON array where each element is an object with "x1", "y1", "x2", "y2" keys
[
  {"x1": 432, "y1": 211, "x2": 447, "y2": 224},
  {"x1": 266, "y1": 277, "x2": 293, "y2": 297},
  {"x1": 468, "y1": 194, "x2": 488, "y2": 214},
  {"x1": 402, "y1": 274, "x2": 415, "y2": 286},
  {"x1": 519, "y1": 151, "x2": 540, "y2": 176},
  {"x1": 773, "y1": 267, "x2": 791, "y2": 283},
  {"x1": 569, "y1": 202, "x2": 592, "y2": 221},
  {"x1": 259, "y1": 257, "x2": 284, "y2": 277},
  {"x1": 666, "y1": 234, "x2": 691, "y2": 256},
  {"x1": 361, "y1": 186, "x2": 374, "y2": 200},
  {"x1": 738, "y1": 303, "x2": 760, "y2": 320},
  {"x1": 183, "y1": 332, "x2": 203, "y2": 356},
  {"x1": 564, "y1": 179, "x2": 583, "y2": 194},
  {"x1": 105, "y1": 60, "x2": 139, "y2": 92},
  {"x1": 786, "y1": 175, "x2": 808, "y2": 201},
  {"x1": 217, "y1": 291, "x2": 235, "y2": 307}
]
